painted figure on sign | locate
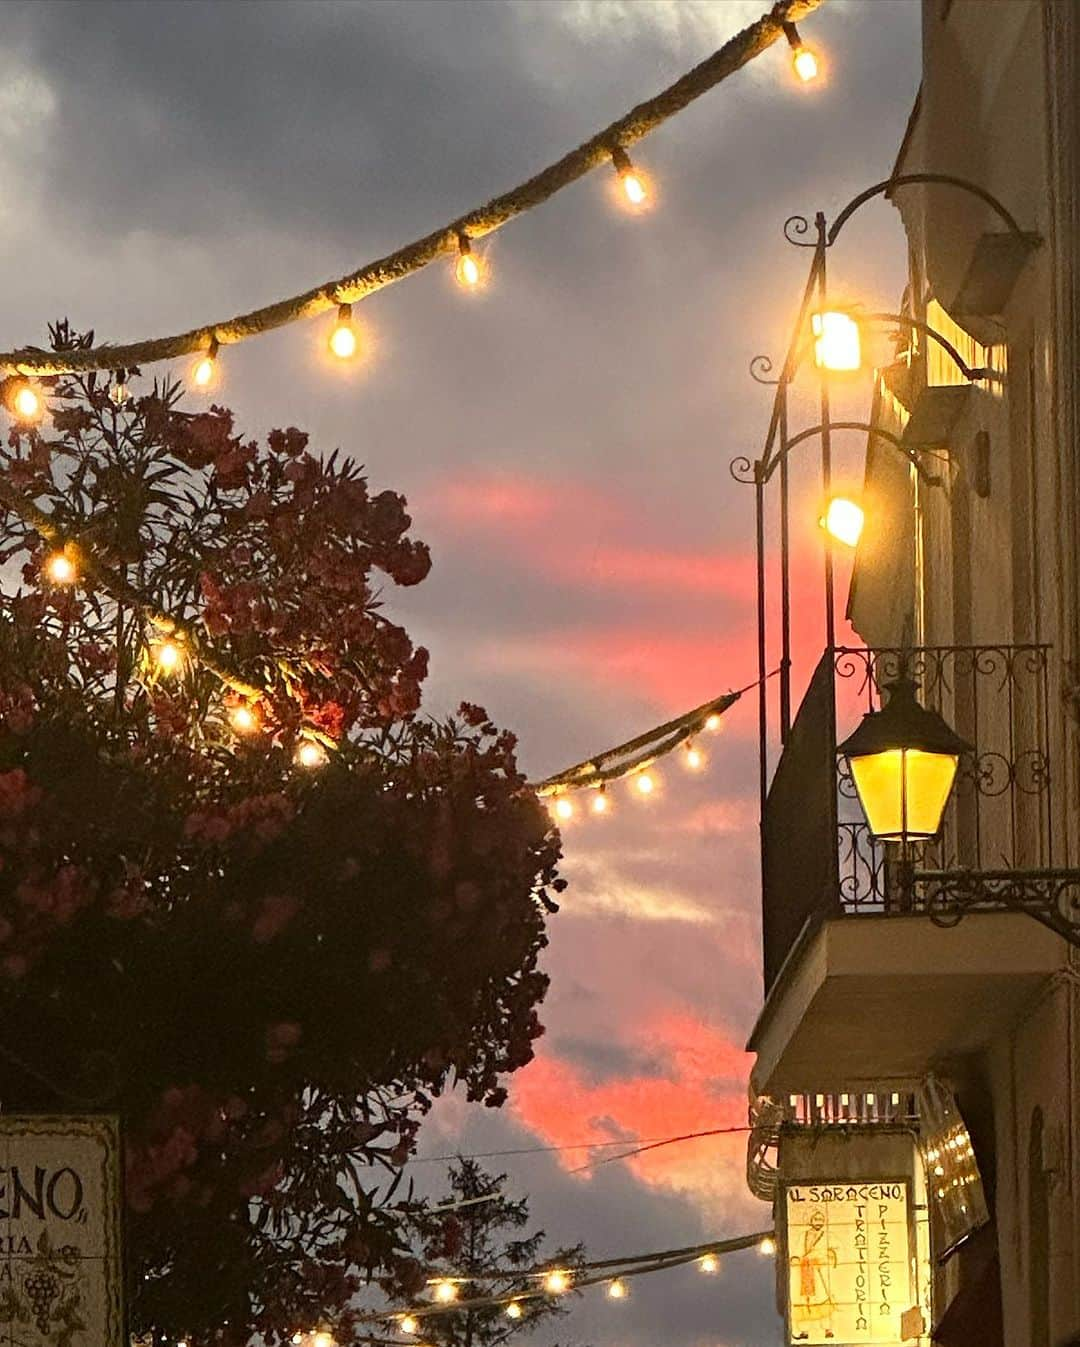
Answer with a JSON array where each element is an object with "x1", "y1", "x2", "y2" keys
[{"x1": 790, "y1": 1209, "x2": 838, "y2": 1341}]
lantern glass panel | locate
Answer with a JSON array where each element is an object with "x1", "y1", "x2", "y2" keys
[{"x1": 849, "y1": 747, "x2": 959, "y2": 841}]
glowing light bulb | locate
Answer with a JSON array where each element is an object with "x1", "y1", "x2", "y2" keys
[
  {"x1": 543, "y1": 1270, "x2": 570, "y2": 1295},
  {"x1": 822, "y1": 496, "x2": 865, "y2": 548},
  {"x1": 591, "y1": 790, "x2": 609, "y2": 815},
  {"x1": 634, "y1": 772, "x2": 655, "y2": 797},
  {"x1": 433, "y1": 1280, "x2": 459, "y2": 1304},
  {"x1": 329, "y1": 303, "x2": 358, "y2": 359},
  {"x1": 554, "y1": 796, "x2": 574, "y2": 822},
  {"x1": 758, "y1": 1237, "x2": 777, "y2": 1257},
  {"x1": 699, "y1": 1252, "x2": 719, "y2": 1274},
  {"x1": 193, "y1": 338, "x2": 219, "y2": 389},
  {"x1": 44, "y1": 551, "x2": 76, "y2": 585},
  {"x1": 153, "y1": 640, "x2": 183, "y2": 674},
  {"x1": 12, "y1": 383, "x2": 42, "y2": 423},
  {"x1": 684, "y1": 744, "x2": 704, "y2": 771},
  {"x1": 110, "y1": 372, "x2": 130, "y2": 406},
  {"x1": 792, "y1": 46, "x2": 819, "y2": 82},
  {"x1": 313, "y1": 1333, "x2": 334, "y2": 1347},
  {"x1": 811, "y1": 311, "x2": 861, "y2": 372},
  {"x1": 610, "y1": 144, "x2": 648, "y2": 210},
  {"x1": 704, "y1": 713, "x2": 723, "y2": 733},
  {"x1": 230, "y1": 704, "x2": 259, "y2": 734},
  {"x1": 399, "y1": 1316, "x2": 419, "y2": 1335},
  {"x1": 296, "y1": 740, "x2": 328, "y2": 769},
  {"x1": 292, "y1": 1335, "x2": 303, "y2": 1345},
  {"x1": 607, "y1": 1279, "x2": 627, "y2": 1300},
  {"x1": 455, "y1": 235, "x2": 483, "y2": 289},
  {"x1": 622, "y1": 172, "x2": 647, "y2": 206},
  {"x1": 505, "y1": 1303, "x2": 523, "y2": 1321}
]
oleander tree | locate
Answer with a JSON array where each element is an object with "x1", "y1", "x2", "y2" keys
[{"x1": 0, "y1": 323, "x2": 564, "y2": 1346}]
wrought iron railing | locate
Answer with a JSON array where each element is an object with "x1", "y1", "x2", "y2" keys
[{"x1": 762, "y1": 643, "x2": 1057, "y2": 989}]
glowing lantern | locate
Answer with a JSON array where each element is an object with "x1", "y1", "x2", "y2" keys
[
  {"x1": 837, "y1": 678, "x2": 970, "y2": 843},
  {"x1": 822, "y1": 496, "x2": 865, "y2": 548},
  {"x1": 812, "y1": 311, "x2": 861, "y2": 372}
]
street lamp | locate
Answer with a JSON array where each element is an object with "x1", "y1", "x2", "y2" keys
[
  {"x1": 837, "y1": 678, "x2": 970, "y2": 843},
  {"x1": 821, "y1": 495, "x2": 865, "y2": 547},
  {"x1": 811, "y1": 310, "x2": 861, "y2": 371}
]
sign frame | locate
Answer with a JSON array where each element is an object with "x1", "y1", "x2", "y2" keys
[
  {"x1": 779, "y1": 1175, "x2": 918, "y2": 1346},
  {"x1": 0, "y1": 1114, "x2": 124, "y2": 1347}
]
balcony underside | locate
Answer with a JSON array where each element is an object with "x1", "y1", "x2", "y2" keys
[{"x1": 748, "y1": 912, "x2": 1065, "y2": 1097}]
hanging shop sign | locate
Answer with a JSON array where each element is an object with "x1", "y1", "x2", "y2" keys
[
  {"x1": 782, "y1": 1179, "x2": 917, "y2": 1345},
  {"x1": 0, "y1": 1115, "x2": 123, "y2": 1347}
]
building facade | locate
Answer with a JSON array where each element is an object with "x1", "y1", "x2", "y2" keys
[{"x1": 745, "y1": 3, "x2": 1080, "y2": 1344}]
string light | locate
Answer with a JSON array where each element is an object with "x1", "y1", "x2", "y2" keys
[
  {"x1": 109, "y1": 369, "x2": 130, "y2": 406},
  {"x1": 783, "y1": 21, "x2": 819, "y2": 82},
  {"x1": 432, "y1": 1280, "x2": 459, "y2": 1305},
  {"x1": 705, "y1": 712, "x2": 724, "y2": 732},
  {"x1": 454, "y1": 234, "x2": 483, "y2": 290},
  {"x1": 543, "y1": 1270, "x2": 571, "y2": 1295},
  {"x1": 610, "y1": 145, "x2": 648, "y2": 208},
  {"x1": 328, "y1": 303, "x2": 359, "y2": 359},
  {"x1": 553, "y1": 796, "x2": 574, "y2": 822},
  {"x1": 313, "y1": 1333, "x2": 335, "y2": 1347},
  {"x1": 292, "y1": 1334, "x2": 304, "y2": 1345},
  {"x1": 230, "y1": 703, "x2": 260, "y2": 734},
  {"x1": 634, "y1": 771, "x2": 655, "y2": 797},
  {"x1": 699, "y1": 1252, "x2": 720, "y2": 1274},
  {"x1": 758, "y1": 1237, "x2": 777, "y2": 1256},
  {"x1": 10, "y1": 381, "x2": 43, "y2": 424},
  {"x1": 591, "y1": 788, "x2": 609, "y2": 816},
  {"x1": 684, "y1": 743, "x2": 705, "y2": 771},
  {"x1": 296, "y1": 740, "x2": 329, "y2": 769},
  {"x1": 398, "y1": 1315, "x2": 419, "y2": 1335},
  {"x1": 505, "y1": 1303, "x2": 523, "y2": 1321},
  {"x1": 192, "y1": 337, "x2": 219, "y2": 389},
  {"x1": 152, "y1": 640, "x2": 184, "y2": 674},
  {"x1": 607, "y1": 1279, "x2": 627, "y2": 1300},
  {"x1": 44, "y1": 550, "x2": 77, "y2": 585}
]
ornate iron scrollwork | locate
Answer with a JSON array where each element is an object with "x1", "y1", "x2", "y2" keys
[{"x1": 917, "y1": 867, "x2": 1080, "y2": 946}]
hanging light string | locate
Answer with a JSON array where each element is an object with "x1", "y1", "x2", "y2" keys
[
  {"x1": 406, "y1": 1122, "x2": 755, "y2": 1165},
  {"x1": 360, "y1": 1229, "x2": 776, "y2": 1326},
  {"x1": 0, "y1": 0, "x2": 823, "y2": 379}
]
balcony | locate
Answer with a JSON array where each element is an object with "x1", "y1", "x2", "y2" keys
[{"x1": 751, "y1": 643, "x2": 1069, "y2": 1098}]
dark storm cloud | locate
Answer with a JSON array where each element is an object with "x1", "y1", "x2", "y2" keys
[{"x1": 0, "y1": 3, "x2": 922, "y2": 1344}]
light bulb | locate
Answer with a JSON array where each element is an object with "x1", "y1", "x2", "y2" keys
[
  {"x1": 433, "y1": 1280, "x2": 458, "y2": 1304},
  {"x1": 454, "y1": 233, "x2": 484, "y2": 290},
  {"x1": 684, "y1": 744, "x2": 704, "y2": 771},
  {"x1": 44, "y1": 551, "x2": 76, "y2": 585},
  {"x1": 610, "y1": 145, "x2": 648, "y2": 210},
  {"x1": 505, "y1": 1303, "x2": 523, "y2": 1321},
  {"x1": 12, "y1": 383, "x2": 42, "y2": 423},
  {"x1": 634, "y1": 772, "x2": 655, "y2": 797},
  {"x1": 543, "y1": 1270, "x2": 570, "y2": 1295},
  {"x1": 230, "y1": 704, "x2": 259, "y2": 734},
  {"x1": 822, "y1": 496, "x2": 865, "y2": 548},
  {"x1": 699, "y1": 1252, "x2": 719, "y2": 1274},
  {"x1": 554, "y1": 796, "x2": 574, "y2": 822},
  {"x1": 792, "y1": 46, "x2": 819, "y2": 82},
  {"x1": 399, "y1": 1316, "x2": 419, "y2": 1335},
  {"x1": 296, "y1": 741, "x2": 328, "y2": 769},
  {"x1": 193, "y1": 338, "x2": 219, "y2": 388},
  {"x1": 153, "y1": 640, "x2": 183, "y2": 674},
  {"x1": 607, "y1": 1279, "x2": 627, "y2": 1300},
  {"x1": 811, "y1": 311, "x2": 861, "y2": 372},
  {"x1": 329, "y1": 303, "x2": 358, "y2": 359},
  {"x1": 110, "y1": 373, "x2": 130, "y2": 406},
  {"x1": 591, "y1": 790, "x2": 609, "y2": 815},
  {"x1": 313, "y1": 1333, "x2": 334, "y2": 1347},
  {"x1": 621, "y1": 172, "x2": 647, "y2": 206},
  {"x1": 758, "y1": 1237, "x2": 777, "y2": 1257},
  {"x1": 292, "y1": 1336, "x2": 303, "y2": 1345},
  {"x1": 704, "y1": 713, "x2": 723, "y2": 733}
]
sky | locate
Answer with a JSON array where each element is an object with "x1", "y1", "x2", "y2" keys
[{"x1": 0, "y1": 1, "x2": 921, "y2": 1342}]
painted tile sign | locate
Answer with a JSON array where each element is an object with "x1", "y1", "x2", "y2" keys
[
  {"x1": 783, "y1": 1181, "x2": 913, "y2": 1344},
  {"x1": 0, "y1": 1116, "x2": 123, "y2": 1347}
]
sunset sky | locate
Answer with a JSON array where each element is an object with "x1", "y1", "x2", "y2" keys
[{"x1": 1, "y1": 1, "x2": 921, "y2": 1340}]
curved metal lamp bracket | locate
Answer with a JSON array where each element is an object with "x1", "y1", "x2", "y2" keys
[
  {"x1": 757, "y1": 420, "x2": 941, "y2": 487},
  {"x1": 827, "y1": 173, "x2": 1030, "y2": 246},
  {"x1": 861, "y1": 311, "x2": 1002, "y2": 384}
]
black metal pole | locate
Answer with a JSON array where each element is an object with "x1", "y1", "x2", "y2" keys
[
  {"x1": 816, "y1": 212, "x2": 837, "y2": 652},
  {"x1": 756, "y1": 464, "x2": 768, "y2": 824},
  {"x1": 779, "y1": 385, "x2": 792, "y2": 742}
]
